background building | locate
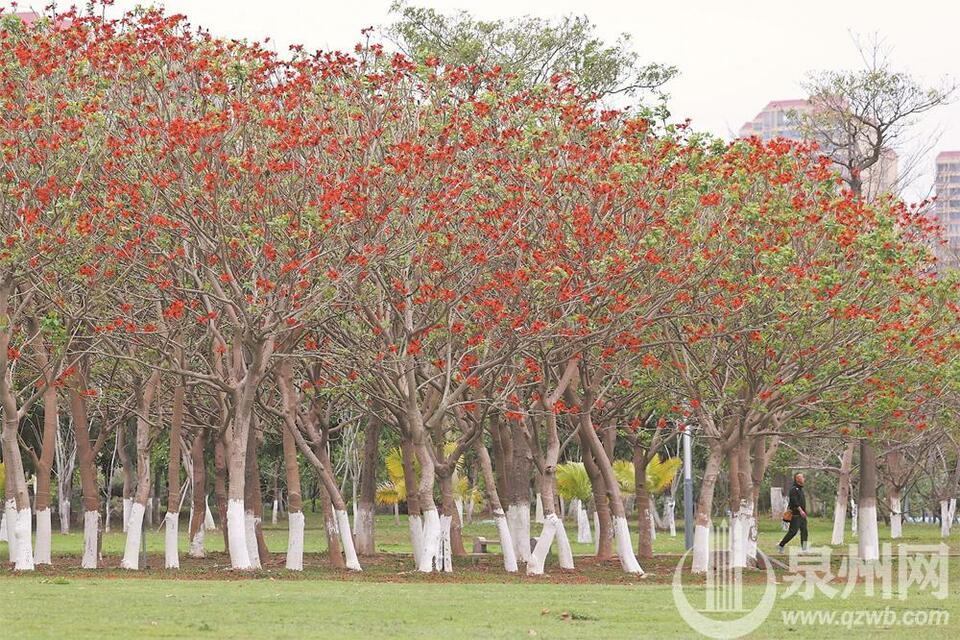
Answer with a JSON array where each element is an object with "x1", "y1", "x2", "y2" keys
[
  {"x1": 739, "y1": 99, "x2": 899, "y2": 201},
  {"x1": 934, "y1": 151, "x2": 960, "y2": 270},
  {"x1": 737, "y1": 99, "x2": 811, "y2": 141}
]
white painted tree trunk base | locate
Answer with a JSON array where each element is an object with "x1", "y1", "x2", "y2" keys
[
  {"x1": 890, "y1": 495, "x2": 902, "y2": 539},
  {"x1": 527, "y1": 513, "x2": 575, "y2": 574},
  {"x1": 189, "y1": 526, "x2": 205, "y2": 558},
  {"x1": 164, "y1": 512, "x2": 180, "y2": 569},
  {"x1": 335, "y1": 509, "x2": 362, "y2": 571},
  {"x1": 770, "y1": 487, "x2": 784, "y2": 520},
  {"x1": 244, "y1": 511, "x2": 261, "y2": 569},
  {"x1": 59, "y1": 498, "x2": 71, "y2": 535},
  {"x1": 554, "y1": 515, "x2": 575, "y2": 569},
  {"x1": 204, "y1": 496, "x2": 216, "y2": 530},
  {"x1": 417, "y1": 509, "x2": 442, "y2": 573},
  {"x1": 534, "y1": 494, "x2": 545, "y2": 524},
  {"x1": 286, "y1": 511, "x2": 304, "y2": 571},
  {"x1": 527, "y1": 513, "x2": 558, "y2": 575},
  {"x1": 941, "y1": 500, "x2": 956, "y2": 538},
  {"x1": 14, "y1": 507, "x2": 35, "y2": 571},
  {"x1": 493, "y1": 510, "x2": 518, "y2": 573},
  {"x1": 746, "y1": 517, "x2": 759, "y2": 564},
  {"x1": 2, "y1": 499, "x2": 15, "y2": 554},
  {"x1": 692, "y1": 523, "x2": 710, "y2": 574},
  {"x1": 226, "y1": 499, "x2": 252, "y2": 570},
  {"x1": 439, "y1": 514, "x2": 453, "y2": 573},
  {"x1": 34, "y1": 508, "x2": 53, "y2": 566},
  {"x1": 593, "y1": 511, "x2": 601, "y2": 554},
  {"x1": 613, "y1": 516, "x2": 643, "y2": 574},
  {"x1": 574, "y1": 499, "x2": 592, "y2": 544},
  {"x1": 506, "y1": 503, "x2": 531, "y2": 564},
  {"x1": 731, "y1": 501, "x2": 752, "y2": 569},
  {"x1": 858, "y1": 504, "x2": 879, "y2": 561},
  {"x1": 82, "y1": 511, "x2": 99, "y2": 568},
  {"x1": 831, "y1": 497, "x2": 847, "y2": 545},
  {"x1": 271, "y1": 500, "x2": 279, "y2": 526},
  {"x1": 354, "y1": 505, "x2": 374, "y2": 554},
  {"x1": 122, "y1": 497, "x2": 133, "y2": 532},
  {"x1": 121, "y1": 502, "x2": 145, "y2": 570},
  {"x1": 665, "y1": 498, "x2": 677, "y2": 537},
  {"x1": 408, "y1": 514, "x2": 424, "y2": 567}
]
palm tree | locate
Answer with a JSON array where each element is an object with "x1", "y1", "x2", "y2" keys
[
  {"x1": 614, "y1": 454, "x2": 681, "y2": 554},
  {"x1": 556, "y1": 462, "x2": 593, "y2": 543},
  {"x1": 375, "y1": 448, "x2": 409, "y2": 524},
  {"x1": 376, "y1": 446, "x2": 481, "y2": 524}
]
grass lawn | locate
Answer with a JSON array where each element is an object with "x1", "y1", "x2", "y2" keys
[{"x1": 1, "y1": 514, "x2": 958, "y2": 638}]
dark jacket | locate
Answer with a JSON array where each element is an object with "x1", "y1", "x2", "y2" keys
[{"x1": 787, "y1": 483, "x2": 806, "y2": 516}]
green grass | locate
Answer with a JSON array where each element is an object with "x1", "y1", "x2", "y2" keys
[
  {"x1": 2, "y1": 514, "x2": 958, "y2": 638},
  {"x1": 0, "y1": 571, "x2": 957, "y2": 639}
]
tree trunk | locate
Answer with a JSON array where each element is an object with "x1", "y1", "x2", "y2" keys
[
  {"x1": 635, "y1": 445, "x2": 654, "y2": 560},
  {"x1": 271, "y1": 475, "x2": 279, "y2": 526},
  {"x1": 831, "y1": 441, "x2": 855, "y2": 545},
  {"x1": 400, "y1": 435, "x2": 424, "y2": 566},
  {"x1": 575, "y1": 404, "x2": 643, "y2": 574},
  {"x1": 438, "y1": 470, "x2": 466, "y2": 558},
  {"x1": 582, "y1": 445, "x2": 613, "y2": 559},
  {"x1": 164, "y1": 374, "x2": 185, "y2": 569},
  {"x1": 224, "y1": 384, "x2": 256, "y2": 570},
  {"x1": 121, "y1": 372, "x2": 159, "y2": 570},
  {"x1": 117, "y1": 419, "x2": 134, "y2": 533},
  {"x1": 473, "y1": 438, "x2": 518, "y2": 572},
  {"x1": 285, "y1": 413, "x2": 362, "y2": 571},
  {"x1": 70, "y1": 385, "x2": 100, "y2": 568},
  {"x1": 889, "y1": 487, "x2": 903, "y2": 539},
  {"x1": 692, "y1": 445, "x2": 723, "y2": 573},
  {"x1": 33, "y1": 384, "x2": 58, "y2": 566},
  {"x1": 243, "y1": 427, "x2": 263, "y2": 569},
  {"x1": 188, "y1": 429, "x2": 207, "y2": 558},
  {"x1": 411, "y1": 427, "x2": 444, "y2": 573},
  {"x1": 528, "y1": 413, "x2": 574, "y2": 575},
  {"x1": 858, "y1": 439, "x2": 879, "y2": 561},
  {"x1": 55, "y1": 418, "x2": 76, "y2": 535},
  {"x1": 941, "y1": 499, "x2": 956, "y2": 538},
  {"x1": 213, "y1": 436, "x2": 229, "y2": 553},
  {"x1": 354, "y1": 414, "x2": 381, "y2": 556},
  {"x1": 506, "y1": 424, "x2": 532, "y2": 566},
  {"x1": 1, "y1": 432, "x2": 33, "y2": 570},
  {"x1": 573, "y1": 498, "x2": 592, "y2": 543},
  {"x1": 319, "y1": 480, "x2": 344, "y2": 569},
  {"x1": 281, "y1": 421, "x2": 304, "y2": 570},
  {"x1": 731, "y1": 437, "x2": 754, "y2": 569}
]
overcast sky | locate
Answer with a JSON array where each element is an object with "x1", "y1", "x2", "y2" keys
[{"x1": 7, "y1": 0, "x2": 959, "y2": 198}]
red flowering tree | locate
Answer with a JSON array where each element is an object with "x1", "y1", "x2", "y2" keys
[{"x1": 0, "y1": 9, "x2": 120, "y2": 571}]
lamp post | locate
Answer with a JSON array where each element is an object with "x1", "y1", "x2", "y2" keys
[
  {"x1": 683, "y1": 423, "x2": 695, "y2": 551},
  {"x1": 140, "y1": 514, "x2": 147, "y2": 569}
]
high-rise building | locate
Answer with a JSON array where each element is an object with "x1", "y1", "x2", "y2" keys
[
  {"x1": 737, "y1": 99, "x2": 811, "y2": 141},
  {"x1": 739, "y1": 99, "x2": 898, "y2": 201},
  {"x1": 933, "y1": 151, "x2": 960, "y2": 270}
]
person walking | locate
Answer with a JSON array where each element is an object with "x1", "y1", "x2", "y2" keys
[{"x1": 778, "y1": 473, "x2": 808, "y2": 552}]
